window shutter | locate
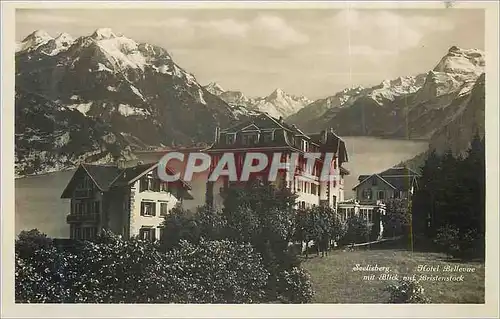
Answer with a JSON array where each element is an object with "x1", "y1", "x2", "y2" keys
[
  {"x1": 151, "y1": 228, "x2": 156, "y2": 242},
  {"x1": 152, "y1": 203, "x2": 157, "y2": 216},
  {"x1": 140, "y1": 202, "x2": 145, "y2": 216}
]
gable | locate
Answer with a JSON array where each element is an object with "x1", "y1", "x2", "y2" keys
[
  {"x1": 60, "y1": 166, "x2": 98, "y2": 198},
  {"x1": 222, "y1": 113, "x2": 287, "y2": 133},
  {"x1": 352, "y1": 174, "x2": 396, "y2": 191}
]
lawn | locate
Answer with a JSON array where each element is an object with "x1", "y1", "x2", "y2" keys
[{"x1": 301, "y1": 248, "x2": 485, "y2": 303}]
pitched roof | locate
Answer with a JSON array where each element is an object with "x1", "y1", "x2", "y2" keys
[
  {"x1": 352, "y1": 174, "x2": 397, "y2": 190},
  {"x1": 382, "y1": 176, "x2": 417, "y2": 191},
  {"x1": 110, "y1": 162, "x2": 192, "y2": 191},
  {"x1": 222, "y1": 112, "x2": 303, "y2": 135},
  {"x1": 81, "y1": 164, "x2": 122, "y2": 191},
  {"x1": 61, "y1": 164, "x2": 120, "y2": 198},
  {"x1": 61, "y1": 162, "x2": 192, "y2": 199},
  {"x1": 379, "y1": 166, "x2": 420, "y2": 177},
  {"x1": 352, "y1": 165, "x2": 420, "y2": 191},
  {"x1": 110, "y1": 163, "x2": 157, "y2": 187}
]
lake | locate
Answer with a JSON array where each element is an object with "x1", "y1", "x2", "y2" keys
[{"x1": 14, "y1": 137, "x2": 429, "y2": 238}]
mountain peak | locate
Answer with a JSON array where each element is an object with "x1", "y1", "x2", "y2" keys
[
  {"x1": 205, "y1": 82, "x2": 225, "y2": 95},
  {"x1": 91, "y1": 28, "x2": 117, "y2": 40},
  {"x1": 55, "y1": 32, "x2": 73, "y2": 41},
  {"x1": 268, "y1": 88, "x2": 286, "y2": 99},
  {"x1": 17, "y1": 30, "x2": 54, "y2": 53},
  {"x1": 433, "y1": 46, "x2": 485, "y2": 76},
  {"x1": 22, "y1": 30, "x2": 53, "y2": 42}
]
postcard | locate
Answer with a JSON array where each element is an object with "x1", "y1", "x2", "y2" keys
[{"x1": 1, "y1": 1, "x2": 498, "y2": 318}]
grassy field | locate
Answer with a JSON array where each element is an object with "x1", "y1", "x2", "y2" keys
[{"x1": 302, "y1": 248, "x2": 485, "y2": 303}]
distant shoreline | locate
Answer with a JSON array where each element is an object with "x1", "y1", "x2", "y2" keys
[{"x1": 14, "y1": 136, "x2": 429, "y2": 179}]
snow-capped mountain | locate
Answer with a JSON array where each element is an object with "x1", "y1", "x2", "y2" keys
[
  {"x1": 287, "y1": 46, "x2": 485, "y2": 149},
  {"x1": 205, "y1": 82, "x2": 225, "y2": 96},
  {"x1": 15, "y1": 28, "x2": 240, "y2": 176},
  {"x1": 204, "y1": 83, "x2": 311, "y2": 118}
]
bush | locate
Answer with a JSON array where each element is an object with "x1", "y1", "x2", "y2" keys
[
  {"x1": 276, "y1": 267, "x2": 314, "y2": 303},
  {"x1": 15, "y1": 229, "x2": 53, "y2": 260},
  {"x1": 162, "y1": 239, "x2": 269, "y2": 303},
  {"x1": 340, "y1": 215, "x2": 370, "y2": 245},
  {"x1": 434, "y1": 225, "x2": 484, "y2": 259},
  {"x1": 384, "y1": 279, "x2": 430, "y2": 303},
  {"x1": 383, "y1": 199, "x2": 411, "y2": 238},
  {"x1": 160, "y1": 205, "x2": 201, "y2": 250},
  {"x1": 15, "y1": 230, "x2": 270, "y2": 303},
  {"x1": 434, "y1": 225, "x2": 461, "y2": 257}
]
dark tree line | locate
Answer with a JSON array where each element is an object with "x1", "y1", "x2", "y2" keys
[{"x1": 412, "y1": 133, "x2": 485, "y2": 259}]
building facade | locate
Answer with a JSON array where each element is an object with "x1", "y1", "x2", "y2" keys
[
  {"x1": 203, "y1": 113, "x2": 350, "y2": 210},
  {"x1": 337, "y1": 166, "x2": 420, "y2": 238},
  {"x1": 61, "y1": 163, "x2": 193, "y2": 241},
  {"x1": 61, "y1": 113, "x2": 352, "y2": 240}
]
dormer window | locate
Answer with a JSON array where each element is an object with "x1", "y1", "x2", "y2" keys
[
  {"x1": 226, "y1": 134, "x2": 235, "y2": 144},
  {"x1": 242, "y1": 133, "x2": 258, "y2": 146},
  {"x1": 301, "y1": 140, "x2": 308, "y2": 152},
  {"x1": 262, "y1": 132, "x2": 273, "y2": 143},
  {"x1": 362, "y1": 189, "x2": 372, "y2": 200}
]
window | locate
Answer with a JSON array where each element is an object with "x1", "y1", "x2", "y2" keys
[
  {"x1": 140, "y1": 176, "x2": 160, "y2": 192},
  {"x1": 311, "y1": 183, "x2": 318, "y2": 195},
  {"x1": 74, "y1": 226, "x2": 82, "y2": 240},
  {"x1": 160, "y1": 201, "x2": 169, "y2": 216},
  {"x1": 362, "y1": 189, "x2": 372, "y2": 200},
  {"x1": 78, "y1": 202, "x2": 85, "y2": 215},
  {"x1": 139, "y1": 227, "x2": 156, "y2": 241},
  {"x1": 160, "y1": 182, "x2": 169, "y2": 192},
  {"x1": 158, "y1": 227, "x2": 164, "y2": 240},
  {"x1": 226, "y1": 134, "x2": 235, "y2": 144},
  {"x1": 84, "y1": 227, "x2": 91, "y2": 240},
  {"x1": 378, "y1": 191, "x2": 385, "y2": 200},
  {"x1": 368, "y1": 210, "x2": 373, "y2": 223},
  {"x1": 262, "y1": 132, "x2": 273, "y2": 143},
  {"x1": 301, "y1": 140, "x2": 308, "y2": 152},
  {"x1": 372, "y1": 178, "x2": 378, "y2": 186},
  {"x1": 394, "y1": 190, "x2": 400, "y2": 198},
  {"x1": 141, "y1": 201, "x2": 156, "y2": 216},
  {"x1": 242, "y1": 133, "x2": 258, "y2": 145},
  {"x1": 72, "y1": 226, "x2": 97, "y2": 240}
]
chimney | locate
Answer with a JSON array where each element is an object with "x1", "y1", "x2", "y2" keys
[
  {"x1": 330, "y1": 128, "x2": 334, "y2": 133},
  {"x1": 214, "y1": 126, "x2": 220, "y2": 143},
  {"x1": 278, "y1": 116, "x2": 284, "y2": 124}
]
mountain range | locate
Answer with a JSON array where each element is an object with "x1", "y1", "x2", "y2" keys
[
  {"x1": 15, "y1": 28, "x2": 485, "y2": 176},
  {"x1": 287, "y1": 46, "x2": 485, "y2": 159},
  {"x1": 15, "y1": 28, "x2": 241, "y2": 176},
  {"x1": 204, "y1": 83, "x2": 311, "y2": 119}
]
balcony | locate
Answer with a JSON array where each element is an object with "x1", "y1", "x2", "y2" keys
[
  {"x1": 74, "y1": 189, "x2": 93, "y2": 199},
  {"x1": 66, "y1": 213, "x2": 100, "y2": 224}
]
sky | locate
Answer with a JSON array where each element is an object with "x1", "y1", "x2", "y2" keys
[{"x1": 16, "y1": 8, "x2": 484, "y2": 100}]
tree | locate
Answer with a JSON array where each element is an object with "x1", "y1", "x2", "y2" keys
[
  {"x1": 411, "y1": 133, "x2": 485, "y2": 259},
  {"x1": 383, "y1": 199, "x2": 411, "y2": 238},
  {"x1": 160, "y1": 205, "x2": 201, "y2": 251},
  {"x1": 221, "y1": 181, "x2": 310, "y2": 302},
  {"x1": 342, "y1": 215, "x2": 370, "y2": 245}
]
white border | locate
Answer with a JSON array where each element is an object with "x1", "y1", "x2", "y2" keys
[{"x1": 2, "y1": 1, "x2": 499, "y2": 318}]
